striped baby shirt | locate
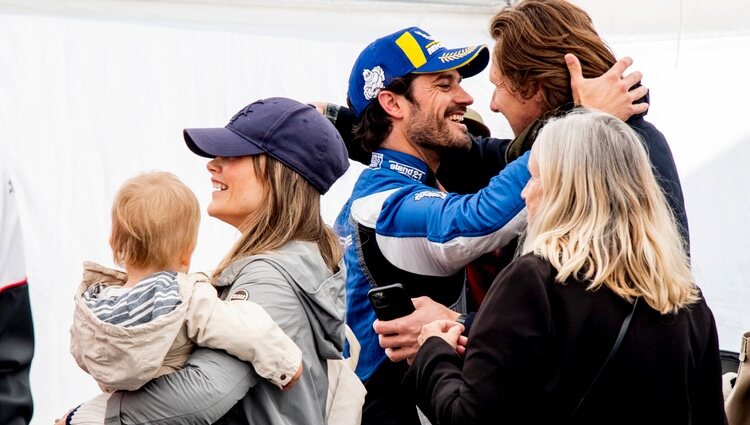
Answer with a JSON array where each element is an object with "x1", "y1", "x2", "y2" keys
[{"x1": 84, "y1": 271, "x2": 182, "y2": 328}]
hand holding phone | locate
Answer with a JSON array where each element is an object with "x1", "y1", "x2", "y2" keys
[{"x1": 367, "y1": 283, "x2": 416, "y2": 321}]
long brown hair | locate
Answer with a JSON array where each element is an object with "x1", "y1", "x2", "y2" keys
[
  {"x1": 212, "y1": 154, "x2": 341, "y2": 280},
  {"x1": 490, "y1": 0, "x2": 617, "y2": 114}
]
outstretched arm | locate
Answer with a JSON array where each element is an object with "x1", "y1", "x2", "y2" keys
[
  {"x1": 566, "y1": 54, "x2": 649, "y2": 120},
  {"x1": 359, "y1": 152, "x2": 530, "y2": 277}
]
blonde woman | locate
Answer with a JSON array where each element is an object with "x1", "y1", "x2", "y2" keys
[{"x1": 404, "y1": 110, "x2": 726, "y2": 424}]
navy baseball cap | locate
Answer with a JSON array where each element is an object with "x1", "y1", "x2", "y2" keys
[
  {"x1": 347, "y1": 27, "x2": 489, "y2": 117},
  {"x1": 184, "y1": 97, "x2": 349, "y2": 194}
]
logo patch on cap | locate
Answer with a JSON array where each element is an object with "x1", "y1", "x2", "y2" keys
[
  {"x1": 230, "y1": 289, "x2": 249, "y2": 301},
  {"x1": 362, "y1": 66, "x2": 386, "y2": 101},
  {"x1": 438, "y1": 47, "x2": 475, "y2": 63}
]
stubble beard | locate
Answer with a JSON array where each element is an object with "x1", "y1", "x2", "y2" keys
[{"x1": 406, "y1": 103, "x2": 470, "y2": 155}]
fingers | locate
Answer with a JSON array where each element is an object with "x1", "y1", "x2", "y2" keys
[
  {"x1": 630, "y1": 101, "x2": 649, "y2": 115},
  {"x1": 378, "y1": 332, "x2": 412, "y2": 349},
  {"x1": 410, "y1": 296, "x2": 431, "y2": 308},
  {"x1": 438, "y1": 320, "x2": 464, "y2": 333},
  {"x1": 446, "y1": 323, "x2": 464, "y2": 339},
  {"x1": 565, "y1": 53, "x2": 583, "y2": 105},
  {"x1": 565, "y1": 53, "x2": 583, "y2": 84},
  {"x1": 373, "y1": 318, "x2": 401, "y2": 336},
  {"x1": 372, "y1": 319, "x2": 385, "y2": 333},
  {"x1": 385, "y1": 346, "x2": 417, "y2": 362},
  {"x1": 628, "y1": 85, "x2": 648, "y2": 101},
  {"x1": 622, "y1": 70, "x2": 643, "y2": 89},
  {"x1": 422, "y1": 319, "x2": 449, "y2": 333},
  {"x1": 457, "y1": 335, "x2": 468, "y2": 347},
  {"x1": 282, "y1": 362, "x2": 304, "y2": 391},
  {"x1": 605, "y1": 56, "x2": 634, "y2": 79}
]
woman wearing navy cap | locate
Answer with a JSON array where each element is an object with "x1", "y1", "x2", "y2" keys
[{"x1": 59, "y1": 98, "x2": 361, "y2": 425}]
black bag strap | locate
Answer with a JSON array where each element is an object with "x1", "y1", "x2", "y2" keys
[{"x1": 572, "y1": 297, "x2": 639, "y2": 417}]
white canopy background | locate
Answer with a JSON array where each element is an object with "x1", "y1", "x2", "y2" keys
[{"x1": 0, "y1": 0, "x2": 748, "y2": 422}]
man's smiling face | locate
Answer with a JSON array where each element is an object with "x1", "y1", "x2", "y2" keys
[{"x1": 404, "y1": 70, "x2": 474, "y2": 153}]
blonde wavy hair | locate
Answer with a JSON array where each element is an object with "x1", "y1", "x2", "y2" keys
[
  {"x1": 212, "y1": 154, "x2": 341, "y2": 280},
  {"x1": 523, "y1": 110, "x2": 698, "y2": 314},
  {"x1": 110, "y1": 171, "x2": 200, "y2": 269}
]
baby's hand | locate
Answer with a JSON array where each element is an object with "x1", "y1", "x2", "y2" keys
[
  {"x1": 282, "y1": 362, "x2": 304, "y2": 391},
  {"x1": 54, "y1": 409, "x2": 72, "y2": 425}
]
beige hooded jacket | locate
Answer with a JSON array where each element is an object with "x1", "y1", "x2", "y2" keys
[{"x1": 70, "y1": 261, "x2": 301, "y2": 391}]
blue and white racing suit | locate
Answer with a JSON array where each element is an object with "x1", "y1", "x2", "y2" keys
[{"x1": 333, "y1": 147, "x2": 530, "y2": 380}]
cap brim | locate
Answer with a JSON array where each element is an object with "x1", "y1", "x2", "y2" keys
[
  {"x1": 413, "y1": 45, "x2": 489, "y2": 79},
  {"x1": 183, "y1": 127, "x2": 264, "y2": 158},
  {"x1": 465, "y1": 119, "x2": 491, "y2": 138}
]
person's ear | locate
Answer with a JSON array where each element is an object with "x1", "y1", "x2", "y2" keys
[
  {"x1": 532, "y1": 84, "x2": 544, "y2": 105},
  {"x1": 178, "y1": 243, "x2": 195, "y2": 271},
  {"x1": 377, "y1": 90, "x2": 406, "y2": 120}
]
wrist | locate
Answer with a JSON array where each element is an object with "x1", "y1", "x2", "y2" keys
[
  {"x1": 455, "y1": 313, "x2": 467, "y2": 325},
  {"x1": 324, "y1": 103, "x2": 340, "y2": 124}
]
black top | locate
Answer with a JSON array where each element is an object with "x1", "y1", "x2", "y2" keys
[
  {"x1": 404, "y1": 254, "x2": 726, "y2": 425},
  {"x1": 0, "y1": 282, "x2": 34, "y2": 424}
]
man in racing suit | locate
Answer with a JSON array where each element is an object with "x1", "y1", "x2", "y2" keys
[{"x1": 334, "y1": 27, "x2": 531, "y2": 425}]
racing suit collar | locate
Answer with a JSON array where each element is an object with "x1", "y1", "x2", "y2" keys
[{"x1": 369, "y1": 148, "x2": 437, "y2": 187}]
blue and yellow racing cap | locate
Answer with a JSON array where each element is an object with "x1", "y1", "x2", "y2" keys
[{"x1": 347, "y1": 27, "x2": 489, "y2": 117}]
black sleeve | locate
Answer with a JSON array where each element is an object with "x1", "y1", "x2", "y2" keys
[
  {"x1": 628, "y1": 117, "x2": 690, "y2": 252},
  {"x1": 324, "y1": 104, "x2": 372, "y2": 166},
  {"x1": 403, "y1": 255, "x2": 554, "y2": 424},
  {"x1": 0, "y1": 281, "x2": 34, "y2": 425},
  {"x1": 436, "y1": 136, "x2": 512, "y2": 194},
  {"x1": 691, "y1": 300, "x2": 730, "y2": 424},
  {"x1": 461, "y1": 312, "x2": 476, "y2": 335}
]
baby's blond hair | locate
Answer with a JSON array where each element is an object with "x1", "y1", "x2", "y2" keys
[{"x1": 109, "y1": 171, "x2": 200, "y2": 269}]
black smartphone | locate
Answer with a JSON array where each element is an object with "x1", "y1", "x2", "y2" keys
[{"x1": 367, "y1": 283, "x2": 416, "y2": 321}]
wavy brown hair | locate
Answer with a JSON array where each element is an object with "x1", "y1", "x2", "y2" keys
[
  {"x1": 490, "y1": 0, "x2": 617, "y2": 114},
  {"x1": 212, "y1": 154, "x2": 341, "y2": 280}
]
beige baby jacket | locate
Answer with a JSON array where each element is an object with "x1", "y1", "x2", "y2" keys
[{"x1": 70, "y1": 261, "x2": 301, "y2": 391}]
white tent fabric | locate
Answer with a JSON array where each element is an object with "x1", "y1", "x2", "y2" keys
[{"x1": 0, "y1": 0, "x2": 748, "y2": 423}]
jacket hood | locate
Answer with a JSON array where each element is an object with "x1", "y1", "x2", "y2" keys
[
  {"x1": 79, "y1": 261, "x2": 128, "y2": 293},
  {"x1": 217, "y1": 241, "x2": 347, "y2": 360}
]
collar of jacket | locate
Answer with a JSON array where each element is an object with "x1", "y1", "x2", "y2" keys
[
  {"x1": 369, "y1": 148, "x2": 437, "y2": 187},
  {"x1": 504, "y1": 89, "x2": 651, "y2": 164}
]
